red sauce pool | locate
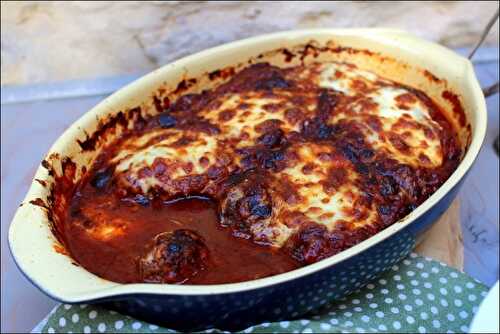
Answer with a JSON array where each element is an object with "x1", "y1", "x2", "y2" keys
[{"x1": 64, "y1": 194, "x2": 299, "y2": 284}]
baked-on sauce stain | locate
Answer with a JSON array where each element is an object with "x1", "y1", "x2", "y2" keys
[{"x1": 58, "y1": 61, "x2": 463, "y2": 284}]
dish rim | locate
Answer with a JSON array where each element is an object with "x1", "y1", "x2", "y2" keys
[{"x1": 8, "y1": 28, "x2": 487, "y2": 302}]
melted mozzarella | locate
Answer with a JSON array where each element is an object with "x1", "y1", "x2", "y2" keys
[
  {"x1": 318, "y1": 63, "x2": 443, "y2": 167},
  {"x1": 105, "y1": 61, "x2": 450, "y2": 247}
]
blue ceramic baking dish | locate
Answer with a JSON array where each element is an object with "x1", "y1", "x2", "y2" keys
[{"x1": 9, "y1": 29, "x2": 487, "y2": 331}]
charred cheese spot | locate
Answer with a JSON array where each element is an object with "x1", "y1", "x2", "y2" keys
[
  {"x1": 110, "y1": 129, "x2": 225, "y2": 196},
  {"x1": 318, "y1": 63, "x2": 444, "y2": 168},
  {"x1": 201, "y1": 92, "x2": 310, "y2": 148}
]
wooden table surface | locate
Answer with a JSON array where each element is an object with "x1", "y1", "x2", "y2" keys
[{"x1": 415, "y1": 199, "x2": 463, "y2": 270}]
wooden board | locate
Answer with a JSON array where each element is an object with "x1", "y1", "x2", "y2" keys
[{"x1": 415, "y1": 199, "x2": 463, "y2": 270}]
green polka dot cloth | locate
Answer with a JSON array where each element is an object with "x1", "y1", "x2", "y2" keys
[{"x1": 36, "y1": 253, "x2": 489, "y2": 333}]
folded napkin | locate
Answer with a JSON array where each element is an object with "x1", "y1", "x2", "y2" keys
[{"x1": 35, "y1": 253, "x2": 488, "y2": 333}]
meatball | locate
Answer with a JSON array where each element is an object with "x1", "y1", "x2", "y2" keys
[
  {"x1": 220, "y1": 173, "x2": 273, "y2": 241},
  {"x1": 139, "y1": 229, "x2": 209, "y2": 283},
  {"x1": 286, "y1": 222, "x2": 336, "y2": 264}
]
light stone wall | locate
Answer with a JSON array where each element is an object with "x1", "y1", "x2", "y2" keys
[{"x1": 1, "y1": 1, "x2": 499, "y2": 85}]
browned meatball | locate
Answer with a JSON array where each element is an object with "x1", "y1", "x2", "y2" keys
[
  {"x1": 139, "y1": 229, "x2": 209, "y2": 283},
  {"x1": 220, "y1": 173, "x2": 273, "y2": 240}
]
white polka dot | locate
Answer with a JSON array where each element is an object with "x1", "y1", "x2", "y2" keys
[
  {"x1": 398, "y1": 293, "x2": 407, "y2": 300},
  {"x1": 407, "y1": 315, "x2": 415, "y2": 324},
  {"x1": 376, "y1": 311, "x2": 384, "y2": 318},
  {"x1": 381, "y1": 289, "x2": 389, "y2": 294},
  {"x1": 338, "y1": 304, "x2": 347, "y2": 310},
  {"x1": 302, "y1": 328, "x2": 313, "y2": 333},
  {"x1": 344, "y1": 311, "x2": 352, "y2": 317},
  {"x1": 366, "y1": 293, "x2": 373, "y2": 299},
  {"x1": 427, "y1": 293, "x2": 435, "y2": 301},
  {"x1": 354, "y1": 307, "x2": 362, "y2": 312},
  {"x1": 379, "y1": 279, "x2": 387, "y2": 285},
  {"x1": 450, "y1": 272, "x2": 458, "y2": 278},
  {"x1": 407, "y1": 271, "x2": 415, "y2": 276},
  {"x1": 439, "y1": 277, "x2": 447, "y2": 284},
  {"x1": 330, "y1": 318, "x2": 339, "y2": 325},
  {"x1": 396, "y1": 284, "x2": 405, "y2": 290},
  {"x1": 412, "y1": 288, "x2": 421, "y2": 295},
  {"x1": 454, "y1": 299, "x2": 463, "y2": 307},
  {"x1": 369, "y1": 303, "x2": 378, "y2": 309},
  {"x1": 115, "y1": 320, "x2": 124, "y2": 329},
  {"x1": 468, "y1": 294, "x2": 477, "y2": 301},
  {"x1": 361, "y1": 315, "x2": 370, "y2": 322},
  {"x1": 300, "y1": 320, "x2": 310, "y2": 325},
  {"x1": 63, "y1": 304, "x2": 72, "y2": 310},
  {"x1": 403, "y1": 259, "x2": 411, "y2": 265},
  {"x1": 355, "y1": 327, "x2": 366, "y2": 333},
  {"x1": 416, "y1": 262, "x2": 424, "y2": 269},
  {"x1": 59, "y1": 317, "x2": 66, "y2": 327},
  {"x1": 459, "y1": 310, "x2": 468, "y2": 319},
  {"x1": 344, "y1": 321, "x2": 353, "y2": 327},
  {"x1": 84, "y1": 326, "x2": 91, "y2": 334},
  {"x1": 460, "y1": 325, "x2": 469, "y2": 332},
  {"x1": 149, "y1": 324, "x2": 159, "y2": 330},
  {"x1": 393, "y1": 275, "x2": 401, "y2": 281},
  {"x1": 421, "y1": 272, "x2": 429, "y2": 278},
  {"x1": 378, "y1": 324, "x2": 387, "y2": 331},
  {"x1": 243, "y1": 326, "x2": 254, "y2": 333},
  {"x1": 404, "y1": 304, "x2": 413, "y2": 311},
  {"x1": 432, "y1": 267, "x2": 439, "y2": 273},
  {"x1": 424, "y1": 282, "x2": 432, "y2": 288},
  {"x1": 418, "y1": 326, "x2": 427, "y2": 333},
  {"x1": 454, "y1": 286, "x2": 462, "y2": 293},
  {"x1": 385, "y1": 298, "x2": 393, "y2": 304},
  {"x1": 431, "y1": 306, "x2": 438, "y2": 314},
  {"x1": 391, "y1": 307, "x2": 399, "y2": 314},
  {"x1": 98, "y1": 323, "x2": 106, "y2": 332},
  {"x1": 440, "y1": 288, "x2": 448, "y2": 295},
  {"x1": 432, "y1": 320, "x2": 441, "y2": 328},
  {"x1": 132, "y1": 322, "x2": 142, "y2": 330},
  {"x1": 72, "y1": 314, "x2": 79, "y2": 323},
  {"x1": 420, "y1": 312, "x2": 429, "y2": 320},
  {"x1": 320, "y1": 323, "x2": 331, "y2": 331},
  {"x1": 411, "y1": 280, "x2": 419, "y2": 286},
  {"x1": 447, "y1": 313, "x2": 455, "y2": 321},
  {"x1": 352, "y1": 299, "x2": 360, "y2": 304},
  {"x1": 89, "y1": 310, "x2": 97, "y2": 319},
  {"x1": 473, "y1": 306, "x2": 479, "y2": 314},
  {"x1": 440, "y1": 299, "x2": 449, "y2": 307},
  {"x1": 280, "y1": 321, "x2": 290, "y2": 328},
  {"x1": 415, "y1": 298, "x2": 423, "y2": 306},
  {"x1": 47, "y1": 328, "x2": 55, "y2": 334},
  {"x1": 392, "y1": 265, "x2": 399, "y2": 271},
  {"x1": 466, "y1": 282, "x2": 475, "y2": 289},
  {"x1": 393, "y1": 321, "x2": 401, "y2": 330}
]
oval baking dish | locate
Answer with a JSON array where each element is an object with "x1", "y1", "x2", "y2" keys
[{"x1": 9, "y1": 28, "x2": 487, "y2": 331}]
